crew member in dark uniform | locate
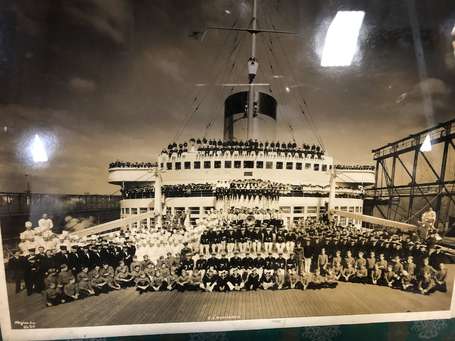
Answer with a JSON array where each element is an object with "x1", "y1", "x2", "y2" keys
[
  {"x1": 206, "y1": 253, "x2": 219, "y2": 270},
  {"x1": 54, "y1": 245, "x2": 70, "y2": 268},
  {"x1": 264, "y1": 252, "x2": 277, "y2": 272},
  {"x1": 195, "y1": 252, "x2": 207, "y2": 274},
  {"x1": 227, "y1": 267, "x2": 244, "y2": 291},
  {"x1": 24, "y1": 255, "x2": 41, "y2": 295},
  {"x1": 229, "y1": 251, "x2": 242, "y2": 272},
  {"x1": 245, "y1": 268, "x2": 261, "y2": 290},
  {"x1": 8, "y1": 251, "x2": 26, "y2": 293},
  {"x1": 179, "y1": 254, "x2": 195, "y2": 275},
  {"x1": 217, "y1": 252, "x2": 230, "y2": 272},
  {"x1": 68, "y1": 245, "x2": 81, "y2": 276},
  {"x1": 215, "y1": 270, "x2": 229, "y2": 292}
]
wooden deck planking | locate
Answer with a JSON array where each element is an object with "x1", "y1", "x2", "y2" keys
[{"x1": 5, "y1": 265, "x2": 454, "y2": 329}]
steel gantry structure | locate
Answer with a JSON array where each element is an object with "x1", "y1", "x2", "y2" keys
[{"x1": 366, "y1": 118, "x2": 455, "y2": 230}]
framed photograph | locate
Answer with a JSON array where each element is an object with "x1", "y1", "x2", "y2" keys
[{"x1": 1, "y1": 0, "x2": 454, "y2": 340}]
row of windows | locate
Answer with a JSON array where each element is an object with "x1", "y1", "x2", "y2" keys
[
  {"x1": 121, "y1": 215, "x2": 360, "y2": 228},
  {"x1": 122, "y1": 206, "x2": 362, "y2": 215},
  {"x1": 122, "y1": 206, "x2": 208, "y2": 215},
  {"x1": 281, "y1": 206, "x2": 361, "y2": 214},
  {"x1": 280, "y1": 206, "x2": 321, "y2": 214},
  {"x1": 161, "y1": 160, "x2": 331, "y2": 172}
]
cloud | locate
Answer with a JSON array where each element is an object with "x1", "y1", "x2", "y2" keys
[
  {"x1": 69, "y1": 77, "x2": 97, "y2": 94},
  {"x1": 0, "y1": 103, "x2": 170, "y2": 193},
  {"x1": 63, "y1": 0, "x2": 132, "y2": 45},
  {"x1": 143, "y1": 48, "x2": 187, "y2": 83}
]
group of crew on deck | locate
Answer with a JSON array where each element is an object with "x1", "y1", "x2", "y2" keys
[
  {"x1": 121, "y1": 181, "x2": 363, "y2": 200},
  {"x1": 109, "y1": 161, "x2": 156, "y2": 169},
  {"x1": 215, "y1": 180, "x2": 291, "y2": 200},
  {"x1": 160, "y1": 138, "x2": 325, "y2": 159},
  {"x1": 121, "y1": 183, "x2": 213, "y2": 199},
  {"x1": 335, "y1": 164, "x2": 375, "y2": 171},
  {"x1": 6, "y1": 208, "x2": 449, "y2": 308}
]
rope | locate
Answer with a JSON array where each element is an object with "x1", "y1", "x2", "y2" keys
[
  {"x1": 258, "y1": 31, "x2": 301, "y2": 143},
  {"x1": 172, "y1": 17, "x2": 240, "y2": 142},
  {"x1": 263, "y1": 3, "x2": 327, "y2": 152},
  {"x1": 202, "y1": 30, "x2": 247, "y2": 138},
  {"x1": 260, "y1": 11, "x2": 313, "y2": 143},
  {"x1": 256, "y1": 32, "x2": 292, "y2": 142}
]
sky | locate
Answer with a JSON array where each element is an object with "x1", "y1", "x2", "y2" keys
[{"x1": 0, "y1": 0, "x2": 454, "y2": 195}]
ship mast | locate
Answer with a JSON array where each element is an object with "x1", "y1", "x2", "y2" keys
[
  {"x1": 246, "y1": 0, "x2": 258, "y2": 139},
  {"x1": 205, "y1": 0, "x2": 295, "y2": 140}
]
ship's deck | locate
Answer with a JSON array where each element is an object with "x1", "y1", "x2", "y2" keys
[{"x1": 6, "y1": 265, "x2": 454, "y2": 329}]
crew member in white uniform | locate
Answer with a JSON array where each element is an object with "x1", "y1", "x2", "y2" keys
[
  {"x1": 419, "y1": 207, "x2": 437, "y2": 239},
  {"x1": 183, "y1": 208, "x2": 191, "y2": 230},
  {"x1": 38, "y1": 213, "x2": 53, "y2": 233},
  {"x1": 20, "y1": 221, "x2": 35, "y2": 242},
  {"x1": 421, "y1": 207, "x2": 436, "y2": 228}
]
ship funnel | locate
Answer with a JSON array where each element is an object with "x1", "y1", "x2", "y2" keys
[{"x1": 224, "y1": 91, "x2": 277, "y2": 141}]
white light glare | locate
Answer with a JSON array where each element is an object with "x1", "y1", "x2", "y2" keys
[
  {"x1": 420, "y1": 133, "x2": 432, "y2": 152},
  {"x1": 285, "y1": 86, "x2": 291, "y2": 93},
  {"x1": 321, "y1": 11, "x2": 365, "y2": 67},
  {"x1": 31, "y1": 134, "x2": 48, "y2": 162},
  {"x1": 225, "y1": 9, "x2": 231, "y2": 15}
]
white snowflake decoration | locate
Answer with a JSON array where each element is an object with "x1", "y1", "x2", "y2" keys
[
  {"x1": 411, "y1": 320, "x2": 448, "y2": 339},
  {"x1": 301, "y1": 326, "x2": 341, "y2": 341},
  {"x1": 188, "y1": 332, "x2": 229, "y2": 341}
]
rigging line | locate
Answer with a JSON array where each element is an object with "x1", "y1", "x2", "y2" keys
[
  {"x1": 258, "y1": 30, "x2": 302, "y2": 144},
  {"x1": 295, "y1": 90, "x2": 325, "y2": 150},
  {"x1": 269, "y1": 36, "x2": 326, "y2": 150},
  {"x1": 272, "y1": 87, "x2": 295, "y2": 142},
  {"x1": 191, "y1": 25, "x2": 239, "y2": 112},
  {"x1": 256, "y1": 28, "x2": 275, "y2": 91},
  {"x1": 259, "y1": 9, "x2": 316, "y2": 146},
  {"x1": 216, "y1": 30, "x2": 244, "y2": 98},
  {"x1": 288, "y1": 123, "x2": 296, "y2": 143},
  {"x1": 204, "y1": 31, "x2": 246, "y2": 139},
  {"x1": 174, "y1": 22, "x2": 242, "y2": 142},
  {"x1": 259, "y1": 27, "x2": 295, "y2": 137},
  {"x1": 202, "y1": 31, "x2": 246, "y2": 139},
  {"x1": 203, "y1": 121, "x2": 213, "y2": 139},
  {"x1": 200, "y1": 21, "x2": 243, "y2": 103},
  {"x1": 229, "y1": 30, "x2": 248, "y2": 83},
  {"x1": 172, "y1": 18, "x2": 240, "y2": 142},
  {"x1": 263, "y1": 3, "x2": 326, "y2": 151},
  {"x1": 262, "y1": 33, "x2": 312, "y2": 145},
  {"x1": 199, "y1": 17, "x2": 240, "y2": 92}
]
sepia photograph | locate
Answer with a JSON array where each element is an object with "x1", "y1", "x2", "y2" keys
[{"x1": 0, "y1": 0, "x2": 455, "y2": 339}]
